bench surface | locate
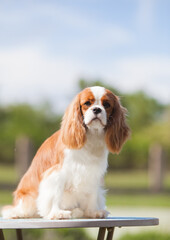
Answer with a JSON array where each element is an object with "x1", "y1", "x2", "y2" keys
[{"x1": 0, "y1": 217, "x2": 159, "y2": 229}]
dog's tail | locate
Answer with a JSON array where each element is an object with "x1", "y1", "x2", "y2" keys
[
  {"x1": 1, "y1": 205, "x2": 17, "y2": 219},
  {"x1": 1, "y1": 193, "x2": 38, "y2": 219}
]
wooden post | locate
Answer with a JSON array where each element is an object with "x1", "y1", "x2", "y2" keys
[
  {"x1": 97, "y1": 228, "x2": 106, "y2": 240},
  {"x1": 15, "y1": 137, "x2": 34, "y2": 179},
  {"x1": 148, "y1": 143, "x2": 165, "y2": 192},
  {"x1": 0, "y1": 229, "x2": 5, "y2": 240},
  {"x1": 106, "y1": 228, "x2": 115, "y2": 240},
  {"x1": 16, "y1": 229, "x2": 23, "y2": 240}
]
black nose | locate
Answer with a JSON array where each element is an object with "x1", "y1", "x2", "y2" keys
[{"x1": 93, "y1": 107, "x2": 102, "y2": 115}]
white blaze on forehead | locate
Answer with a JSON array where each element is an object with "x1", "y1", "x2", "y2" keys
[
  {"x1": 90, "y1": 86, "x2": 105, "y2": 103},
  {"x1": 84, "y1": 86, "x2": 107, "y2": 127}
]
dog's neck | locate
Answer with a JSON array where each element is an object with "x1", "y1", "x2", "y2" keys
[{"x1": 83, "y1": 126, "x2": 107, "y2": 158}]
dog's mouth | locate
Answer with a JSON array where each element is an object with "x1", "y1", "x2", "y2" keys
[
  {"x1": 88, "y1": 117, "x2": 105, "y2": 127},
  {"x1": 92, "y1": 117, "x2": 100, "y2": 121}
]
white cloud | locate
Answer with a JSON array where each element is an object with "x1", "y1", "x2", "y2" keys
[
  {"x1": 0, "y1": 1, "x2": 135, "y2": 112},
  {"x1": 104, "y1": 55, "x2": 170, "y2": 103},
  {"x1": 0, "y1": 46, "x2": 84, "y2": 111},
  {"x1": 0, "y1": 44, "x2": 170, "y2": 115}
]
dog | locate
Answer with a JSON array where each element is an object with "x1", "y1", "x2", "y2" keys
[{"x1": 2, "y1": 86, "x2": 130, "y2": 219}]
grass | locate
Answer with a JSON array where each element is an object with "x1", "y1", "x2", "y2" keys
[
  {"x1": 0, "y1": 165, "x2": 170, "y2": 207},
  {"x1": 106, "y1": 192, "x2": 170, "y2": 207},
  {"x1": 105, "y1": 170, "x2": 170, "y2": 207},
  {"x1": 105, "y1": 170, "x2": 170, "y2": 190},
  {"x1": 2, "y1": 228, "x2": 92, "y2": 240},
  {"x1": 0, "y1": 165, "x2": 17, "y2": 205},
  {"x1": 119, "y1": 231, "x2": 170, "y2": 240},
  {"x1": 0, "y1": 190, "x2": 13, "y2": 205},
  {"x1": 0, "y1": 164, "x2": 18, "y2": 183},
  {"x1": 105, "y1": 170, "x2": 149, "y2": 189}
]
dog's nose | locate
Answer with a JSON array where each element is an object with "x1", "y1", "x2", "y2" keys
[{"x1": 93, "y1": 107, "x2": 102, "y2": 115}]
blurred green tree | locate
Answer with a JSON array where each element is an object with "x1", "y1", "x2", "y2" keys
[
  {"x1": 0, "y1": 104, "x2": 61, "y2": 164},
  {"x1": 0, "y1": 79, "x2": 169, "y2": 169}
]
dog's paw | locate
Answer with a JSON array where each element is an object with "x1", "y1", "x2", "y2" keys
[
  {"x1": 71, "y1": 208, "x2": 84, "y2": 218},
  {"x1": 46, "y1": 210, "x2": 72, "y2": 220},
  {"x1": 85, "y1": 209, "x2": 109, "y2": 219}
]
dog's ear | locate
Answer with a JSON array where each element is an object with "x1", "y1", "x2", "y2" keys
[
  {"x1": 105, "y1": 96, "x2": 130, "y2": 154},
  {"x1": 61, "y1": 93, "x2": 86, "y2": 149}
]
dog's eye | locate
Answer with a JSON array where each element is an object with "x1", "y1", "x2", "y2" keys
[
  {"x1": 84, "y1": 101, "x2": 91, "y2": 106},
  {"x1": 103, "y1": 101, "x2": 110, "y2": 109}
]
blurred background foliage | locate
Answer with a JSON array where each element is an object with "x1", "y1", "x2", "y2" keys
[
  {"x1": 0, "y1": 79, "x2": 170, "y2": 240},
  {"x1": 0, "y1": 79, "x2": 169, "y2": 170},
  {"x1": 0, "y1": 103, "x2": 62, "y2": 164}
]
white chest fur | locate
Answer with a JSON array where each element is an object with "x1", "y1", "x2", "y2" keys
[
  {"x1": 63, "y1": 132, "x2": 108, "y2": 192},
  {"x1": 37, "y1": 130, "x2": 108, "y2": 218}
]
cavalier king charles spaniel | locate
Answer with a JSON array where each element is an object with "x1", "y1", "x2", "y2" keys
[{"x1": 2, "y1": 86, "x2": 130, "y2": 219}]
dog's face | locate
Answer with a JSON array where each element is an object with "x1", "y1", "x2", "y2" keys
[
  {"x1": 80, "y1": 86, "x2": 115, "y2": 129},
  {"x1": 61, "y1": 86, "x2": 130, "y2": 153}
]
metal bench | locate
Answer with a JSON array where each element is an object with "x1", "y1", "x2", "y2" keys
[{"x1": 0, "y1": 216, "x2": 159, "y2": 240}]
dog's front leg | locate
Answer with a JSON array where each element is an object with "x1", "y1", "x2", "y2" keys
[
  {"x1": 84, "y1": 189, "x2": 108, "y2": 219},
  {"x1": 37, "y1": 170, "x2": 71, "y2": 219}
]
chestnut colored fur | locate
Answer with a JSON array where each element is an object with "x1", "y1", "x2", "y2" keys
[{"x1": 1, "y1": 86, "x2": 130, "y2": 219}]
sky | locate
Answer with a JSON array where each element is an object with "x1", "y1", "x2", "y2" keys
[{"x1": 0, "y1": 0, "x2": 170, "y2": 113}]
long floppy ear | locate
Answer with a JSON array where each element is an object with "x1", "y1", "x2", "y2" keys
[
  {"x1": 60, "y1": 93, "x2": 86, "y2": 149},
  {"x1": 105, "y1": 96, "x2": 130, "y2": 154}
]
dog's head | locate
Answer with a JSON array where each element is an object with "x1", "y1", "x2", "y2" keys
[{"x1": 61, "y1": 86, "x2": 130, "y2": 153}]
